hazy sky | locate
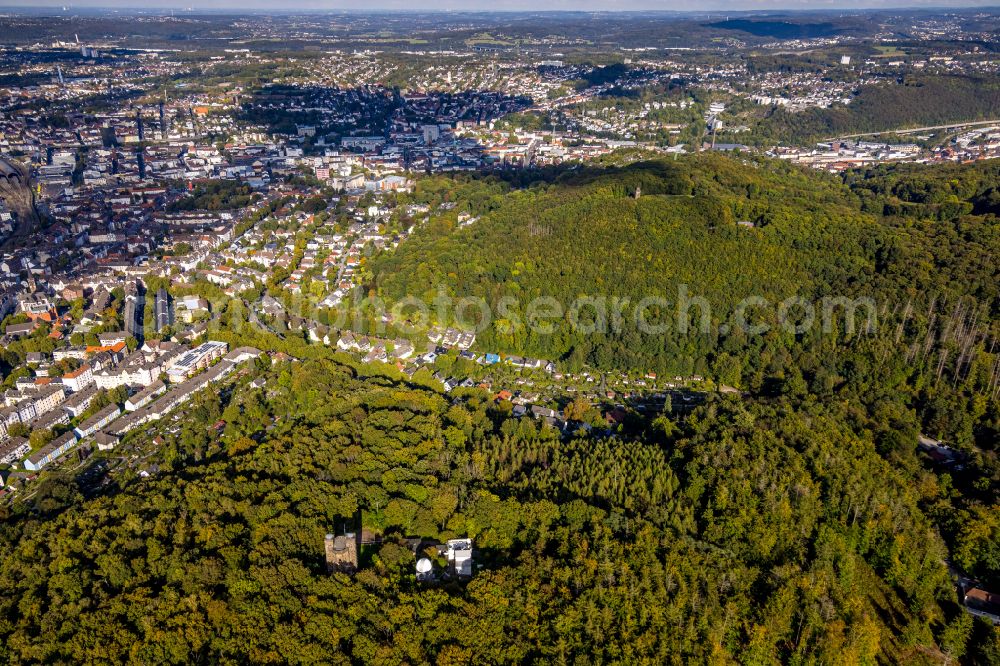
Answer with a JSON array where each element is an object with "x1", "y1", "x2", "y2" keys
[{"x1": 7, "y1": 0, "x2": 1000, "y2": 9}]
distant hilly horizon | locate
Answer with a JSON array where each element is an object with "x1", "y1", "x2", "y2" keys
[{"x1": 1, "y1": 3, "x2": 999, "y2": 14}]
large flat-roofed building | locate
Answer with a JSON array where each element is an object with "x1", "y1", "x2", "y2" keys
[
  {"x1": 166, "y1": 341, "x2": 228, "y2": 382},
  {"x1": 97, "y1": 331, "x2": 128, "y2": 347}
]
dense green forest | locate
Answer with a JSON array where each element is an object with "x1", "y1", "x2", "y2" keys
[
  {"x1": 369, "y1": 154, "x2": 1000, "y2": 623},
  {"x1": 0, "y1": 153, "x2": 997, "y2": 663},
  {"x1": 373, "y1": 156, "x2": 999, "y2": 440},
  {"x1": 707, "y1": 18, "x2": 849, "y2": 39},
  {"x1": 0, "y1": 354, "x2": 997, "y2": 663}
]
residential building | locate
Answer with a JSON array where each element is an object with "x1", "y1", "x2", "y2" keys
[
  {"x1": 93, "y1": 432, "x2": 119, "y2": 451},
  {"x1": 0, "y1": 437, "x2": 31, "y2": 466},
  {"x1": 166, "y1": 341, "x2": 228, "y2": 382},
  {"x1": 63, "y1": 364, "x2": 95, "y2": 392},
  {"x1": 30, "y1": 407, "x2": 69, "y2": 433},
  {"x1": 62, "y1": 385, "x2": 98, "y2": 418},
  {"x1": 31, "y1": 385, "x2": 66, "y2": 416},
  {"x1": 125, "y1": 380, "x2": 166, "y2": 411},
  {"x1": 74, "y1": 404, "x2": 121, "y2": 439},
  {"x1": 24, "y1": 431, "x2": 78, "y2": 471}
]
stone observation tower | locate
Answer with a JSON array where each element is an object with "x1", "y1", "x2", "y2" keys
[{"x1": 325, "y1": 532, "x2": 360, "y2": 573}]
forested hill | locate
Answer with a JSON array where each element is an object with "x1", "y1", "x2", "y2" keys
[
  {"x1": 369, "y1": 154, "x2": 1000, "y2": 604},
  {"x1": 372, "y1": 155, "x2": 1000, "y2": 449},
  {"x1": 0, "y1": 355, "x2": 993, "y2": 663},
  {"x1": 751, "y1": 75, "x2": 1000, "y2": 144},
  {"x1": 375, "y1": 153, "x2": 888, "y2": 371},
  {"x1": 0, "y1": 155, "x2": 995, "y2": 662},
  {"x1": 373, "y1": 155, "x2": 998, "y2": 378}
]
